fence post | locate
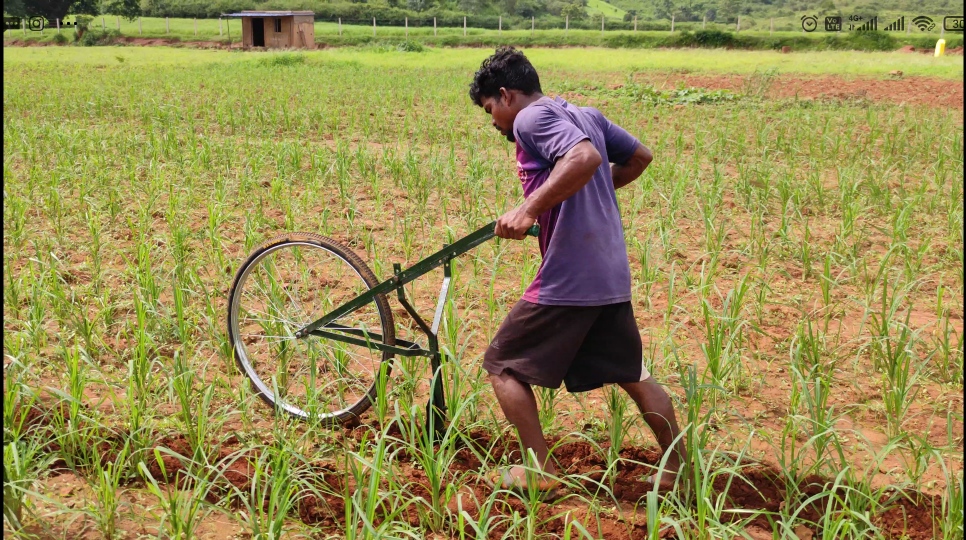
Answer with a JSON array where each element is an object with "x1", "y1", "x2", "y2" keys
[
  {"x1": 671, "y1": 14, "x2": 674, "y2": 32},
  {"x1": 498, "y1": 16, "x2": 501, "y2": 34},
  {"x1": 339, "y1": 18, "x2": 342, "y2": 36},
  {"x1": 434, "y1": 17, "x2": 437, "y2": 36},
  {"x1": 22, "y1": 18, "x2": 26, "y2": 36},
  {"x1": 405, "y1": 17, "x2": 408, "y2": 37},
  {"x1": 565, "y1": 14, "x2": 568, "y2": 33},
  {"x1": 166, "y1": 17, "x2": 169, "y2": 33},
  {"x1": 703, "y1": 15, "x2": 706, "y2": 29},
  {"x1": 531, "y1": 16, "x2": 534, "y2": 36},
  {"x1": 117, "y1": 16, "x2": 120, "y2": 30},
  {"x1": 373, "y1": 17, "x2": 376, "y2": 36},
  {"x1": 139, "y1": 17, "x2": 143, "y2": 34},
  {"x1": 102, "y1": 16, "x2": 105, "y2": 30},
  {"x1": 601, "y1": 16, "x2": 604, "y2": 33},
  {"x1": 194, "y1": 18, "x2": 197, "y2": 36},
  {"x1": 219, "y1": 18, "x2": 222, "y2": 36},
  {"x1": 769, "y1": 18, "x2": 773, "y2": 35},
  {"x1": 736, "y1": 15, "x2": 740, "y2": 32},
  {"x1": 463, "y1": 16, "x2": 466, "y2": 36},
  {"x1": 56, "y1": 18, "x2": 60, "y2": 33},
  {"x1": 634, "y1": 15, "x2": 637, "y2": 31}
]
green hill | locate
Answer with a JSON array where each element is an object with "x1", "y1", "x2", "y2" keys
[{"x1": 586, "y1": 0, "x2": 628, "y2": 20}]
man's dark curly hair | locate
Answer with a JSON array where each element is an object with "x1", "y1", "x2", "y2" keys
[{"x1": 469, "y1": 46, "x2": 542, "y2": 107}]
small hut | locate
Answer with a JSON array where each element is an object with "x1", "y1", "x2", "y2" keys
[{"x1": 224, "y1": 11, "x2": 315, "y2": 49}]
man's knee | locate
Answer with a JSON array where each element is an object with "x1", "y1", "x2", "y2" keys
[{"x1": 489, "y1": 370, "x2": 528, "y2": 391}]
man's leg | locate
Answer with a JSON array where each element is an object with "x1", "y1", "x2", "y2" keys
[
  {"x1": 618, "y1": 377, "x2": 686, "y2": 486},
  {"x1": 489, "y1": 371, "x2": 558, "y2": 477}
]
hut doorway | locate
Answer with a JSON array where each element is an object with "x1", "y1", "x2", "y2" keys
[{"x1": 252, "y1": 18, "x2": 265, "y2": 46}]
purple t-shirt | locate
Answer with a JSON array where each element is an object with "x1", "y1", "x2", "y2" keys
[{"x1": 513, "y1": 96, "x2": 641, "y2": 306}]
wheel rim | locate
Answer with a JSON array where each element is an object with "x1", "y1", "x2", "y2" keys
[{"x1": 229, "y1": 241, "x2": 391, "y2": 421}]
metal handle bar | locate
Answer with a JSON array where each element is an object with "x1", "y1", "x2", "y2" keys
[{"x1": 294, "y1": 220, "x2": 538, "y2": 339}]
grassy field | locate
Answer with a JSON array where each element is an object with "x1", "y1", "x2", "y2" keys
[
  {"x1": 4, "y1": 44, "x2": 964, "y2": 77},
  {"x1": 3, "y1": 46, "x2": 964, "y2": 538}
]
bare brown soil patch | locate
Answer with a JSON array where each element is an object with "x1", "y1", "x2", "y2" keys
[
  {"x1": 2, "y1": 37, "x2": 229, "y2": 49},
  {"x1": 119, "y1": 36, "x2": 227, "y2": 49},
  {"x1": 16, "y1": 403, "x2": 945, "y2": 539},
  {"x1": 636, "y1": 73, "x2": 964, "y2": 108},
  {"x1": 898, "y1": 44, "x2": 964, "y2": 55}
]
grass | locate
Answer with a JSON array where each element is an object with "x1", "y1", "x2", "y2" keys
[
  {"x1": 2, "y1": 44, "x2": 964, "y2": 78},
  {"x1": 2, "y1": 45, "x2": 964, "y2": 538}
]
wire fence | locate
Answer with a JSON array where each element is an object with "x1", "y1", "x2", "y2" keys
[
  {"x1": 12, "y1": 13, "x2": 954, "y2": 46},
  {"x1": 304, "y1": 15, "x2": 804, "y2": 34},
  {"x1": 3, "y1": 12, "x2": 814, "y2": 39}
]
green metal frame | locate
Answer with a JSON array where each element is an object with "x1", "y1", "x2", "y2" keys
[{"x1": 293, "y1": 220, "x2": 538, "y2": 441}]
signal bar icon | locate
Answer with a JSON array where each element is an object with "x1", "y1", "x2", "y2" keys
[
  {"x1": 884, "y1": 16, "x2": 904, "y2": 31},
  {"x1": 855, "y1": 16, "x2": 878, "y2": 31}
]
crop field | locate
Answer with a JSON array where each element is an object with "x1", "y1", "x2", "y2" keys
[{"x1": 2, "y1": 46, "x2": 964, "y2": 538}]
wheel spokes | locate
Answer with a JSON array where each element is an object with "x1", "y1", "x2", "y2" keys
[{"x1": 230, "y1": 240, "x2": 391, "y2": 421}]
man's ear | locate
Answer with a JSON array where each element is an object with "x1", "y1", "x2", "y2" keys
[{"x1": 499, "y1": 87, "x2": 512, "y2": 106}]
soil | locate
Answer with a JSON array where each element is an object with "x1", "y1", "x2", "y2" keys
[
  {"x1": 898, "y1": 44, "x2": 964, "y2": 55},
  {"x1": 632, "y1": 72, "x2": 965, "y2": 109},
  {"x1": 13, "y1": 405, "x2": 948, "y2": 539},
  {"x1": 2, "y1": 37, "x2": 232, "y2": 49}
]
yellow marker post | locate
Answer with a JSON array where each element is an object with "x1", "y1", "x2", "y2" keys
[{"x1": 935, "y1": 39, "x2": 946, "y2": 57}]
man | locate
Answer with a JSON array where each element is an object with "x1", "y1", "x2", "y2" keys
[{"x1": 469, "y1": 46, "x2": 686, "y2": 496}]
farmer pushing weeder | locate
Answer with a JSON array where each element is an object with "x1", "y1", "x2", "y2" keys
[{"x1": 470, "y1": 46, "x2": 687, "y2": 499}]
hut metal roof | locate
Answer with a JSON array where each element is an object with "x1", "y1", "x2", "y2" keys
[{"x1": 222, "y1": 11, "x2": 313, "y2": 17}]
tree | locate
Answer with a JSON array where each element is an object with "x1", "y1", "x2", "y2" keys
[
  {"x1": 6, "y1": 0, "x2": 76, "y2": 21},
  {"x1": 655, "y1": 0, "x2": 675, "y2": 20},
  {"x1": 9, "y1": 0, "x2": 142, "y2": 22},
  {"x1": 4, "y1": 0, "x2": 29, "y2": 18},
  {"x1": 104, "y1": 0, "x2": 142, "y2": 20},
  {"x1": 717, "y1": 0, "x2": 741, "y2": 23},
  {"x1": 515, "y1": 0, "x2": 540, "y2": 17},
  {"x1": 561, "y1": 2, "x2": 586, "y2": 20}
]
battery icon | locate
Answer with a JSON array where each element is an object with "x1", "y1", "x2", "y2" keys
[{"x1": 944, "y1": 16, "x2": 964, "y2": 32}]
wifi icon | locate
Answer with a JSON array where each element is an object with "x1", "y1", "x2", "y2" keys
[{"x1": 912, "y1": 16, "x2": 936, "y2": 31}]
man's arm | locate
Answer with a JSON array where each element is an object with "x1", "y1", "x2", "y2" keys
[
  {"x1": 612, "y1": 143, "x2": 653, "y2": 190},
  {"x1": 495, "y1": 140, "x2": 602, "y2": 240}
]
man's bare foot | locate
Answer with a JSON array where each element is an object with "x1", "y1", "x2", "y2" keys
[
  {"x1": 643, "y1": 469, "x2": 678, "y2": 493},
  {"x1": 487, "y1": 465, "x2": 560, "y2": 491},
  {"x1": 486, "y1": 465, "x2": 563, "y2": 501}
]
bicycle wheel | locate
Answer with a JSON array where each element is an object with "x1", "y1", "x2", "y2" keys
[{"x1": 227, "y1": 233, "x2": 395, "y2": 425}]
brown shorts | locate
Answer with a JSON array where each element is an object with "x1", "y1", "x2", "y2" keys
[{"x1": 482, "y1": 300, "x2": 650, "y2": 393}]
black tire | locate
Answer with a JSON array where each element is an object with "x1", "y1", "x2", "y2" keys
[{"x1": 227, "y1": 233, "x2": 395, "y2": 426}]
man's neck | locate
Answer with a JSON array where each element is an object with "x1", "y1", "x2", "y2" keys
[{"x1": 517, "y1": 92, "x2": 546, "y2": 109}]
